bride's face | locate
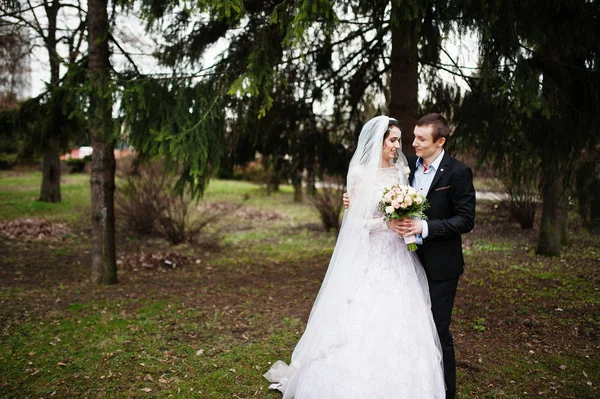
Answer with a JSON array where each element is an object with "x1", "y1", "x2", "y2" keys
[{"x1": 382, "y1": 127, "x2": 401, "y2": 162}]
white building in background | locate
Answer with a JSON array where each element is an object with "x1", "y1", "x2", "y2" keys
[{"x1": 78, "y1": 146, "x2": 93, "y2": 158}]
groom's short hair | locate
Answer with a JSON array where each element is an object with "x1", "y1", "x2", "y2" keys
[{"x1": 416, "y1": 113, "x2": 450, "y2": 143}]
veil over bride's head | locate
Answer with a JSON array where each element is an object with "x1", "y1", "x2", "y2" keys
[{"x1": 350, "y1": 115, "x2": 406, "y2": 170}]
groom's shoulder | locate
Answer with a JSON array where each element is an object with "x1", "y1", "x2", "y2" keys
[
  {"x1": 407, "y1": 155, "x2": 418, "y2": 164},
  {"x1": 447, "y1": 154, "x2": 472, "y2": 175}
]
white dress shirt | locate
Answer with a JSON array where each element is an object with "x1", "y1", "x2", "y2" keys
[{"x1": 412, "y1": 150, "x2": 445, "y2": 243}]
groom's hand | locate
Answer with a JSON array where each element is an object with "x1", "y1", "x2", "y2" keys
[
  {"x1": 398, "y1": 218, "x2": 423, "y2": 236},
  {"x1": 342, "y1": 193, "x2": 350, "y2": 209}
]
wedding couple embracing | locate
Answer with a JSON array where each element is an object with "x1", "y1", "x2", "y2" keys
[{"x1": 265, "y1": 113, "x2": 476, "y2": 398}]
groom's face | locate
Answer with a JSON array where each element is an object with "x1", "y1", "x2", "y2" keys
[{"x1": 413, "y1": 125, "x2": 445, "y2": 160}]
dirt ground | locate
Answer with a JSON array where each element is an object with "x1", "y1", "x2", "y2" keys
[{"x1": 1, "y1": 201, "x2": 599, "y2": 398}]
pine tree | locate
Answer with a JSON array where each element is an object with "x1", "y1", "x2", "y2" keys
[{"x1": 456, "y1": 0, "x2": 600, "y2": 256}]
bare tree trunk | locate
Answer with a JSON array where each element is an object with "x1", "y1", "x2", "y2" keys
[
  {"x1": 537, "y1": 156, "x2": 562, "y2": 256},
  {"x1": 39, "y1": 1, "x2": 62, "y2": 203},
  {"x1": 537, "y1": 50, "x2": 566, "y2": 256},
  {"x1": 388, "y1": 9, "x2": 419, "y2": 156},
  {"x1": 559, "y1": 192, "x2": 569, "y2": 246},
  {"x1": 292, "y1": 171, "x2": 303, "y2": 203},
  {"x1": 305, "y1": 167, "x2": 316, "y2": 196},
  {"x1": 39, "y1": 136, "x2": 61, "y2": 202},
  {"x1": 88, "y1": 0, "x2": 117, "y2": 284}
]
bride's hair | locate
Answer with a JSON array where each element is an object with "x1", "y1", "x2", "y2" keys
[{"x1": 383, "y1": 118, "x2": 402, "y2": 142}]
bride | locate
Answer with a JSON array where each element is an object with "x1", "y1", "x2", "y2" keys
[{"x1": 264, "y1": 116, "x2": 445, "y2": 398}]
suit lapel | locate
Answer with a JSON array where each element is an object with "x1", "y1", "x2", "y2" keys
[
  {"x1": 426, "y1": 152, "x2": 451, "y2": 198},
  {"x1": 407, "y1": 155, "x2": 417, "y2": 187},
  {"x1": 409, "y1": 164, "x2": 416, "y2": 186}
]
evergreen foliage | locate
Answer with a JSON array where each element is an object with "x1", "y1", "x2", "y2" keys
[
  {"x1": 454, "y1": 0, "x2": 600, "y2": 255},
  {"x1": 137, "y1": 0, "x2": 468, "y2": 188},
  {"x1": 120, "y1": 77, "x2": 225, "y2": 198}
]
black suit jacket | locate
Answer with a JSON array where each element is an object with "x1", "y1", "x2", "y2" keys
[{"x1": 408, "y1": 152, "x2": 476, "y2": 281}]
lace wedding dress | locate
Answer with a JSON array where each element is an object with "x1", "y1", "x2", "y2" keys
[{"x1": 265, "y1": 166, "x2": 445, "y2": 399}]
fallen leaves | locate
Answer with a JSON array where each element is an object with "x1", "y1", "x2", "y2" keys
[
  {"x1": 117, "y1": 250, "x2": 192, "y2": 271},
  {"x1": 0, "y1": 218, "x2": 72, "y2": 241},
  {"x1": 208, "y1": 201, "x2": 284, "y2": 223}
]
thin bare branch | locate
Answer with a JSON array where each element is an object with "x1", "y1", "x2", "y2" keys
[
  {"x1": 438, "y1": 44, "x2": 474, "y2": 91},
  {"x1": 109, "y1": 32, "x2": 141, "y2": 75},
  {"x1": 27, "y1": 0, "x2": 46, "y2": 40},
  {"x1": 0, "y1": 1, "x2": 44, "y2": 18}
]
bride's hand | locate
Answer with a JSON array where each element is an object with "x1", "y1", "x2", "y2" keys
[
  {"x1": 342, "y1": 192, "x2": 350, "y2": 209},
  {"x1": 398, "y1": 218, "x2": 422, "y2": 236},
  {"x1": 386, "y1": 219, "x2": 402, "y2": 234}
]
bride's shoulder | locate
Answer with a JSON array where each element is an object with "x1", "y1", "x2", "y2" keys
[
  {"x1": 350, "y1": 163, "x2": 369, "y2": 172},
  {"x1": 348, "y1": 164, "x2": 368, "y2": 178}
]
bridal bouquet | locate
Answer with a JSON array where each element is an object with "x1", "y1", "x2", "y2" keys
[{"x1": 377, "y1": 185, "x2": 430, "y2": 251}]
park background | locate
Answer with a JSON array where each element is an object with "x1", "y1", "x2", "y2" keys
[{"x1": 1, "y1": 1, "x2": 599, "y2": 398}]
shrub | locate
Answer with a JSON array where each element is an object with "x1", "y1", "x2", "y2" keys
[
  {"x1": 501, "y1": 160, "x2": 539, "y2": 229},
  {"x1": 115, "y1": 161, "x2": 166, "y2": 235},
  {"x1": 116, "y1": 159, "x2": 227, "y2": 244},
  {"x1": 503, "y1": 194, "x2": 537, "y2": 229},
  {"x1": 311, "y1": 176, "x2": 346, "y2": 233},
  {"x1": 65, "y1": 155, "x2": 91, "y2": 173},
  {"x1": 157, "y1": 199, "x2": 227, "y2": 245},
  {"x1": 0, "y1": 153, "x2": 18, "y2": 170},
  {"x1": 234, "y1": 161, "x2": 269, "y2": 184}
]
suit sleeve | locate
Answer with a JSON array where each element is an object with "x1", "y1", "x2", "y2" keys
[{"x1": 426, "y1": 166, "x2": 476, "y2": 238}]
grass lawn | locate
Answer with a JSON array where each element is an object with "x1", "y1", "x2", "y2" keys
[{"x1": 1, "y1": 170, "x2": 598, "y2": 398}]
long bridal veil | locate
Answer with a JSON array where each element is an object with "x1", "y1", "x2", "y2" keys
[{"x1": 265, "y1": 116, "x2": 410, "y2": 395}]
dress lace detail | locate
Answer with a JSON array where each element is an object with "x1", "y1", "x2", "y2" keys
[
  {"x1": 348, "y1": 166, "x2": 407, "y2": 232},
  {"x1": 265, "y1": 166, "x2": 445, "y2": 398}
]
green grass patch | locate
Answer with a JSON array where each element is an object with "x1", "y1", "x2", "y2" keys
[
  {"x1": 1, "y1": 173, "x2": 598, "y2": 398},
  {"x1": 0, "y1": 298, "x2": 302, "y2": 398},
  {"x1": 0, "y1": 172, "x2": 90, "y2": 225}
]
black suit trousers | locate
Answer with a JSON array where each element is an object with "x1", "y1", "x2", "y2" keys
[{"x1": 428, "y1": 276, "x2": 459, "y2": 399}]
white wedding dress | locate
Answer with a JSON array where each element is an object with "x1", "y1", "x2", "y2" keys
[{"x1": 265, "y1": 166, "x2": 445, "y2": 398}]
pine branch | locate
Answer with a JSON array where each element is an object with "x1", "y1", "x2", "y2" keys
[
  {"x1": 317, "y1": 30, "x2": 387, "y2": 93},
  {"x1": 117, "y1": 69, "x2": 224, "y2": 83},
  {"x1": 518, "y1": 42, "x2": 598, "y2": 73},
  {"x1": 68, "y1": 14, "x2": 86, "y2": 64},
  {"x1": 109, "y1": 32, "x2": 141, "y2": 75},
  {"x1": 437, "y1": 44, "x2": 475, "y2": 91}
]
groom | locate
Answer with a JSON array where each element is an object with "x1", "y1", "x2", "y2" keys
[
  {"x1": 343, "y1": 113, "x2": 475, "y2": 398},
  {"x1": 394, "y1": 113, "x2": 475, "y2": 399}
]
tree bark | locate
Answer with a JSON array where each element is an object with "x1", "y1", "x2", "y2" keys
[
  {"x1": 292, "y1": 171, "x2": 303, "y2": 203},
  {"x1": 559, "y1": 192, "x2": 569, "y2": 246},
  {"x1": 88, "y1": 0, "x2": 117, "y2": 284},
  {"x1": 39, "y1": 1, "x2": 62, "y2": 203},
  {"x1": 536, "y1": 49, "x2": 566, "y2": 256},
  {"x1": 388, "y1": 10, "x2": 419, "y2": 156},
  {"x1": 537, "y1": 156, "x2": 562, "y2": 256},
  {"x1": 39, "y1": 136, "x2": 61, "y2": 202}
]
